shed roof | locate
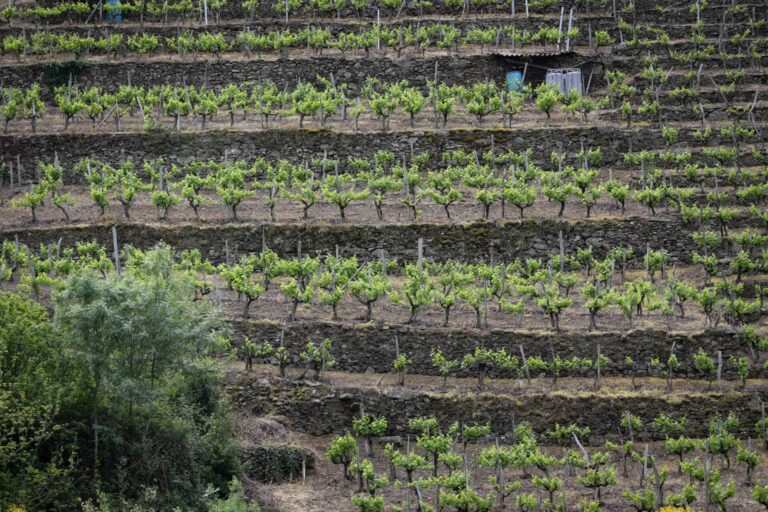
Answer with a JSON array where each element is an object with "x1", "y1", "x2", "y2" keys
[{"x1": 490, "y1": 49, "x2": 575, "y2": 58}]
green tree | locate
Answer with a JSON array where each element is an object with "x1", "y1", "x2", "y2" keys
[
  {"x1": 0, "y1": 292, "x2": 74, "y2": 510},
  {"x1": 53, "y1": 245, "x2": 239, "y2": 508},
  {"x1": 207, "y1": 478, "x2": 260, "y2": 511}
]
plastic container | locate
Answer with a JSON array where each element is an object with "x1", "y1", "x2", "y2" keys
[
  {"x1": 106, "y1": 0, "x2": 123, "y2": 22},
  {"x1": 506, "y1": 71, "x2": 524, "y2": 92}
]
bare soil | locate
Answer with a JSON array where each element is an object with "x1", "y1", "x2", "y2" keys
[
  {"x1": 3, "y1": 101, "x2": 765, "y2": 137},
  {"x1": 0, "y1": 176, "x2": 761, "y2": 230},
  {"x1": 234, "y1": 364, "x2": 768, "y2": 512},
  {"x1": 0, "y1": 183, "x2": 698, "y2": 228}
]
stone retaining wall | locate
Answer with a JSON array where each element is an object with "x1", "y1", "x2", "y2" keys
[
  {"x1": 0, "y1": 216, "x2": 756, "y2": 265},
  {"x1": 231, "y1": 319, "x2": 761, "y2": 379},
  {"x1": 231, "y1": 377, "x2": 764, "y2": 440},
  {"x1": 2, "y1": 126, "x2": 746, "y2": 181}
]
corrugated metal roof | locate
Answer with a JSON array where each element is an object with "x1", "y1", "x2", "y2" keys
[{"x1": 490, "y1": 49, "x2": 575, "y2": 57}]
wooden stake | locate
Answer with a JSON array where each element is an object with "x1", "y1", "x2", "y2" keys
[
  {"x1": 717, "y1": 350, "x2": 723, "y2": 389},
  {"x1": 262, "y1": 226, "x2": 267, "y2": 252},
  {"x1": 417, "y1": 237, "x2": 424, "y2": 272},
  {"x1": 214, "y1": 274, "x2": 222, "y2": 307},
  {"x1": 573, "y1": 434, "x2": 590, "y2": 466},
  {"x1": 111, "y1": 226, "x2": 121, "y2": 274},
  {"x1": 519, "y1": 345, "x2": 531, "y2": 384},
  {"x1": 595, "y1": 344, "x2": 602, "y2": 389}
]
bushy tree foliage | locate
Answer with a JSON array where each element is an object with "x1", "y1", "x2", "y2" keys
[{"x1": 0, "y1": 246, "x2": 245, "y2": 510}]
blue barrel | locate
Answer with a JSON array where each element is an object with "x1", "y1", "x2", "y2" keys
[
  {"x1": 106, "y1": 0, "x2": 123, "y2": 22},
  {"x1": 506, "y1": 71, "x2": 524, "y2": 92}
]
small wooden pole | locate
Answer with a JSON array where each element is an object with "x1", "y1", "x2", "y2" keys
[
  {"x1": 417, "y1": 237, "x2": 424, "y2": 272},
  {"x1": 111, "y1": 226, "x2": 121, "y2": 274},
  {"x1": 717, "y1": 350, "x2": 723, "y2": 389},
  {"x1": 214, "y1": 274, "x2": 222, "y2": 307},
  {"x1": 519, "y1": 345, "x2": 531, "y2": 384},
  {"x1": 595, "y1": 344, "x2": 602, "y2": 388}
]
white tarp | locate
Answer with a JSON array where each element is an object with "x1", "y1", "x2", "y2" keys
[{"x1": 545, "y1": 68, "x2": 583, "y2": 95}]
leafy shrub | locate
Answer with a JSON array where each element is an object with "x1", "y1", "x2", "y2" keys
[{"x1": 243, "y1": 444, "x2": 315, "y2": 483}]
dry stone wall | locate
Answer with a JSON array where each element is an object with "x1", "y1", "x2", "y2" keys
[
  {"x1": 2, "y1": 126, "x2": 750, "y2": 183},
  {"x1": 231, "y1": 319, "x2": 761, "y2": 379},
  {"x1": 1, "y1": 216, "x2": 756, "y2": 265},
  {"x1": 0, "y1": 55, "x2": 507, "y2": 93},
  {"x1": 232, "y1": 378, "x2": 764, "y2": 440}
]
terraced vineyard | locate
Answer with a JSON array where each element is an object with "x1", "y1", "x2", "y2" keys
[{"x1": 0, "y1": 0, "x2": 767, "y2": 510}]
